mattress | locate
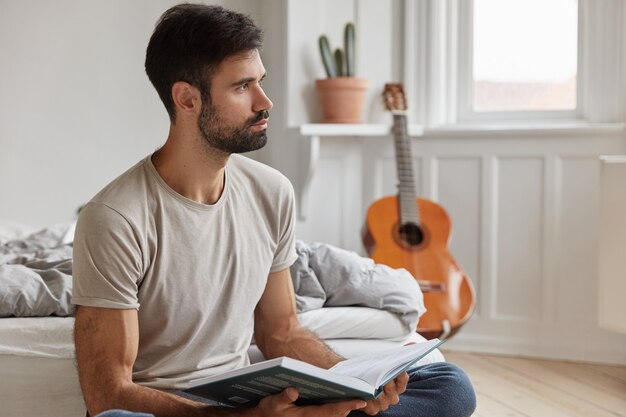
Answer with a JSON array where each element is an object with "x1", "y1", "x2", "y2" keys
[{"x1": 0, "y1": 308, "x2": 444, "y2": 417}]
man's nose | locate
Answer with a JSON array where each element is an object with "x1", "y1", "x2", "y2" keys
[{"x1": 253, "y1": 87, "x2": 273, "y2": 113}]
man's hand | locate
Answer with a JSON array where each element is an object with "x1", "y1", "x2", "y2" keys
[
  {"x1": 358, "y1": 372, "x2": 409, "y2": 416},
  {"x1": 253, "y1": 387, "x2": 367, "y2": 417}
]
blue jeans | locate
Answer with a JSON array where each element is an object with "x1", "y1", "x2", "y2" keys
[
  {"x1": 348, "y1": 363, "x2": 476, "y2": 417},
  {"x1": 95, "y1": 363, "x2": 476, "y2": 417}
]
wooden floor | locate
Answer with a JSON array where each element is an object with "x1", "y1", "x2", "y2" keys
[{"x1": 442, "y1": 350, "x2": 626, "y2": 417}]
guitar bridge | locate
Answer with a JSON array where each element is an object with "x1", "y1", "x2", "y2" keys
[{"x1": 417, "y1": 281, "x2": 446, "y2": 292}]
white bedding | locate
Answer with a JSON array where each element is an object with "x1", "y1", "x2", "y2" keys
[
  {"x1": 1, "y1": 355, "x2": 84, "y2": 417},
  {"x1": 0, "y1": 307, "x2": 433, "y2": 358},
  {"x1": 0, "y1": 221, "x2": 75, "y2": 317},
  {"x1": 0, "y1": 316, "x2": 74, "y2": 358},
  {"x1": 298, "y1": 306, "x2": 409, "y2": 340}
]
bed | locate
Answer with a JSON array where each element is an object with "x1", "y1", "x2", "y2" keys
[{"x1": 0, "y1": 222, "x2": 444, "y2": 417}]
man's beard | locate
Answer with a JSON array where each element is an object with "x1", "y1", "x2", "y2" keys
[{"x1": 198, "y1": 100, "x2": 268, "y2": 154}]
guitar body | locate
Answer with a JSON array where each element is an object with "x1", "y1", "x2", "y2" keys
[{"x1": 362, "y1": 195, "x2": 476, "y2": 340}]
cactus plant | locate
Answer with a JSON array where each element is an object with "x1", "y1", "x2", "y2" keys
[
  {"x1": 344, "y1": 22, "x2": 355, "y2": 77},
  {"x1": 334, "y1": 49, "x2": 345, "y2": 78},
  {"x1": 315, "y1": 21, "x2": 367, "y2": 123},
  {"x1": 318, "y1": 22, "x2": 356, "y2": 78},
  {"x1": 318, "y1": 35, "x2": 336, "y2": 78}
]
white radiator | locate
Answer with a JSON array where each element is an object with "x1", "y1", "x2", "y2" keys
[{"x1": 598, "y1": 156, "x2": 626, "y2": 334}]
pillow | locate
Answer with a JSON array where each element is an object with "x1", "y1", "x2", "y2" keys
[{"x1": 297, "y1": 306, "x2": 409, "y2": 340}]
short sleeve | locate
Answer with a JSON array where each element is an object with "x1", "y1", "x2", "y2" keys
[
  {"x1": 71, "y1": 202, "x2": 143, "y2": 309},
  {"x1": 270, "y1": 178, "x2": 298, "y2": 273}
]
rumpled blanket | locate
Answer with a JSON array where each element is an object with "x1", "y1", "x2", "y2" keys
[
  {"x1": 290, "y1": 240, "x2": 425, "y2": 332},
  {"x1": 0, "y1": 223, "x2": 74, "y2": 317},
  {"x1": 0, "y1": 226, "x2": 424, "y2": 325}
]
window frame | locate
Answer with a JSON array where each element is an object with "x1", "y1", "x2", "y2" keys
[
  {"x1": 405, "y1": 0, "x2": 625, "y2": 129},
  {"x1": 457, "y1": 0, "x2": 584, "y2": 124}
]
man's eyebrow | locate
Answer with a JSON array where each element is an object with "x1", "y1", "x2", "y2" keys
[{"x1": 230, "y1": 73, "x2": 267, "y2": 87}]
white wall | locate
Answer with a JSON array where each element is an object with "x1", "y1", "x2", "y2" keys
[
  {"x1": 0, "y1": 0, "x2": 168, "y2": 227},
  {"x1": 0, "y1": 0, "x2": 258, "y2": 228}
]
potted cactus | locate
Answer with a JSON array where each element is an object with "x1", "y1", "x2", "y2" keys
[{"x1": 315, "y1": 22, "x2": 369, "y2": 123}]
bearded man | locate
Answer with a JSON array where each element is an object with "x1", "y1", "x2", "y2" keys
[{"x1": 72, "y1": 4, "x2": 475, "y2": 417}]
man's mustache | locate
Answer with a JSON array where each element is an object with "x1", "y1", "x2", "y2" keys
[{"x1": 247, "y1": 110, "x2": 269, "y2": 125}]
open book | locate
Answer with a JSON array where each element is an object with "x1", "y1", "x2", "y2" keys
[{"x1": 183, "y1": 338, "x2": 444, "y2": 407}]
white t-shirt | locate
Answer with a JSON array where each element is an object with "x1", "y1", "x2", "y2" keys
[{"x1": 72, "y1": 154, "x2": 297, "y2": 389}]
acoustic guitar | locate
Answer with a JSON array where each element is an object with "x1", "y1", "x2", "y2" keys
[{"x1": 362, "y1": 83, "x2": 475, "y2": 340}]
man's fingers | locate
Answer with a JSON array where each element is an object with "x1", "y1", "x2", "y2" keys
[
  {"x1": 383, "y1": 382, "x2": 401, "y2": 405},
  {"x1": 278, "y1": 394, "x2": 366, "y2": 416},
  {"x1": 360, "y1": 377, "x2": 407, "y2": 416},
  {"x1": 380, "y1": 388, "x2": 396, "y2": 407},
  {"x1": 361, "y1": 401, "x2": 388, "y2": 416},
  {"x1": 261, "y1": 373, "x2": 410, "y2": 416},
  {"x1": 282, "y1": 387, "x2": 299, "y2": 403},
  {"x1": 320, "y1": 399, "x2": 368, "y2": 416},
  {"x1": 395, "y1": 371, "x2": 410, "y2": 394},
  {"x1": 383, "y1": 379, "x2": 397, "y2": 395}
]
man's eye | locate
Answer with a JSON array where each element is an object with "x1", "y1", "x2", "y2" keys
[{"x1": 237, "y1": 84, "x2": 249, "y2": 91}]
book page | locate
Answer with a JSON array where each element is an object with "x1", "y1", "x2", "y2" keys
[{"x1": 329, "y1": 339, "x2": 442, "y2": 388}]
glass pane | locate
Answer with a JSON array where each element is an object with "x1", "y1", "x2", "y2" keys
[{"x1": 473, "y1": 0, "x2": 578, "y2": 112}]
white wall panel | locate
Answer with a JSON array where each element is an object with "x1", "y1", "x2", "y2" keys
[
  {"x1": 557, "y1": 157, "x2": 602, "y2": 325},
  {"x1": 305, "y1": 157, "x2": 344, "y2": 246},
  {"x1": 495, "y1": 157, "x2": 544, "y2": 320},
  {"x1": 598, "y1": 157, "x2": 626, "y2": 334},
  {"x1": 379, "y1": 157, "x2": 398, "y2": 197},
  {"x1": 300, "y1": 139, "x2": 363, "y2": 251},
  {"x1": 437, "y1": 157, "x2": 482, "y2": 315},
  {"x1": 293, "y1": 131, "x2": 626, "y2": 363}
]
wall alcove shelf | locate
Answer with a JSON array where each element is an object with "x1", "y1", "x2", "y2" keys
[{"x1": 298, "y1": 123, "x2": 424, "y2": 220}]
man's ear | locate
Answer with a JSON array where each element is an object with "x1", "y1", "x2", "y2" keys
[{"x1": 171, "y1": 81, "x2": 201, "y2": 116}]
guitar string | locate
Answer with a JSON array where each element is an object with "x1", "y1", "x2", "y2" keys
[{"x1": 393, "y1": 114, "x2": 420, "y2": 226}]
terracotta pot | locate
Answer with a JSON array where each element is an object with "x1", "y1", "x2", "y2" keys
[{"x1": 315, "y1": 77, "x2": 369, "y2": 123}]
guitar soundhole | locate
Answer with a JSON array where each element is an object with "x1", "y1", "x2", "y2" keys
[{"x1": 399, "y1": 222, "x2": 424, "y2": 247}]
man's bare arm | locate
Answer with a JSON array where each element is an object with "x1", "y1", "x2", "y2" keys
[
  {"x1": 75, "y1": 305, "x2": 364, "y2": 417},
  {"x1": 74, "y1": 306, "x2": 246, "y2": 417},
  {"x1": 253, "y1": 268, "x2": 343, "y2": 369},
  {"x1": 253, "y1": 268, "x2": 407, "y2": 416}
]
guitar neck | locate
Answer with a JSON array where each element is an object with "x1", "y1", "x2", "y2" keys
[{"x1": 392, "y1": 113, "x2": 420, "y2": 225}]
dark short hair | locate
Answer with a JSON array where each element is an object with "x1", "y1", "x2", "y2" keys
[{"x1": 145, "y1": 3, "x2": 263, "y2": 122}]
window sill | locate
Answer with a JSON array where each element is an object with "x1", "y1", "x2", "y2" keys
[
  {"x1": 299, "y1": 122, "x2": 624, "y2": 138},
  {"x1": 300, "y1": 123, "x2": 425, "y2": 137},
  {"x1": 600, "y1": 155, "x2": 626, "y2": 163},
  {"x1": 425, "y1": 122, "x2": 625, "y2": 138}
]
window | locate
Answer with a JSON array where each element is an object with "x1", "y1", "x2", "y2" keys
[
  {"x1": 472, "y1": 0, "x2": 578, "y2": 113},
  {"x1": 407, "y1": 0, "x2": 625, "y2": 127}
]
